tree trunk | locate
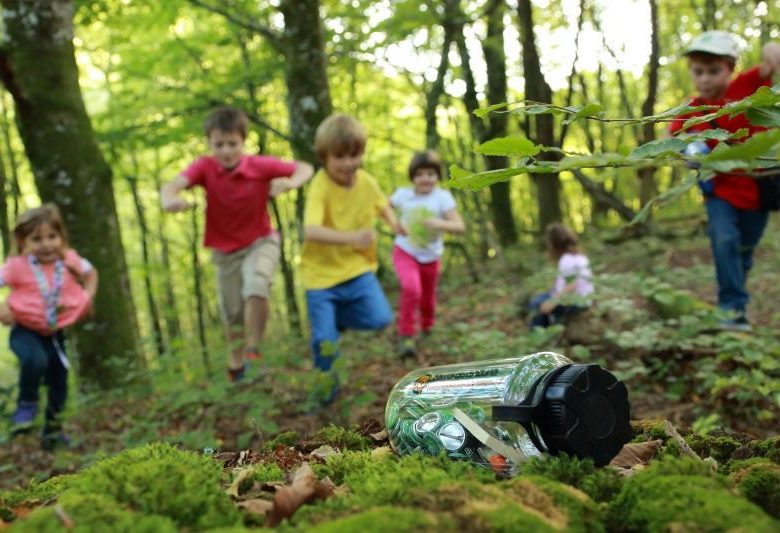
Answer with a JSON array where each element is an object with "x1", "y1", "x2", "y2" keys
[
  {"x1": 0, "y1": 93, "x2": 20, "y2": 223},
  {"x1": 481, "y1": 0, "x2": 518, "y2": 245},
  {"x1": 279, "y1": 0, "x2": 333, "y2": 223},
  {"x1": 0, "y1": 0, "x2": 142, "y2": 389},
  {"x1": 516, "y1": 0, "x2": 562, "y2": 232},
  {"x1": 425, "y1": 1, "x2": 458, "y2": 149},
  {"x1": 190, "y1": 203, "x2": 211, "y2": 376},
  {"x1": 638, "y1": 0, "x2": 660, "y2": 207},
  {"x1": 0, "y1": 146, "x2": 9, "y2": 256},
  {"x1": 126, "y1": 172, "x2": 165, "y2": 358}
]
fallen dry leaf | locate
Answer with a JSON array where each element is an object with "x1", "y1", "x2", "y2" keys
[
  {"x1": 609, "y1": 440, "x2": 663, "y2": 469},
  {"x1": 309, "y1": 445, "x2": 339, "y2": 461},
  {"x1": 369, "y1": 429, "x2": 388, "y2": 442},
  {"x1": 237, "y1": 498, "x2": 274, "y2": 516},
  {"x1": 664, "y1": 420, "x2": 701, "y2": 460},
  {"x1": 268, "y1": 462, "x2": 335, "y2": 526},
  {"x1": 226, "y1": 467, "x2": 256, "y2": 499}
]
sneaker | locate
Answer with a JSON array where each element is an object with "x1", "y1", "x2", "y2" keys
[
  {"x1": 308, "y1": 371, "x2": 340, "y2": 407},
  {"x1": 10, "y1": 401, "x2": 38, "y2": 436},
  {"x1": 227, "y1": 365, "x2": 247, "y2": 383},
  {"x1": 399, "y1": 336, "x2": 416, "y2": 359},
  {"x1": 41, "y1": 431, "x2": 71, "y2": 451},
  {"x1": 720, "y1": 316, "x2": 752, "y2": 332}
]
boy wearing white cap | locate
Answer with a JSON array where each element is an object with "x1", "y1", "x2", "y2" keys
[{"x1": 669, "y1": 31, "x2": 780, "y2": 330}]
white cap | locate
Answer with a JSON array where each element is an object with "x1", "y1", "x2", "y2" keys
[{"x1": 683, "y1": 31, "x2": 739, "y2": 60}]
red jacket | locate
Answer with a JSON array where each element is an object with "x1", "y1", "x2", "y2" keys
[{"x1": 669, "y1": 67, "x2": 771, "y2": 210}]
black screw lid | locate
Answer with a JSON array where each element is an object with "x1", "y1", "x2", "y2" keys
[{"x1": 535, "y1": 364, "x2": 631, "y2": 466}]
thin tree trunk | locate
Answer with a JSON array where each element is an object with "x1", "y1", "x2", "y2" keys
[
  {"x1": 0, "y1": 0, "x2": 142, "y2": 389},
  {"x1": 126, "y1": 171, "x2": 165, "y2": 358},
  {"x1": 638, "y1": 0, "x2": 660, "y2": 207},
  {"x1": 0, "y1": 93, "x2": 20, "y2": 224},
  {"x1": 0, "y1": 146, "x2": 9, "y2": 256},
  {"x1": 425, "y1": 1, "x2": 458, "y2": 149},
  {"x1": 151, "y1": 154, "x2": 183, "y2": 345},
  {"x1": 517, "y1": 0, "x2": 563, "y2": 232},
  {"x1": 190, "y1": 202, "x2": 211, "y2": 376},
  {"x1": 481, "y1": 0, "x2": 518, "y2": 245}
]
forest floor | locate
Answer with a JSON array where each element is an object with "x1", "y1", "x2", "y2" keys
[{"x1": 1, "y1": 216, "x2": 779, "y2": 530}]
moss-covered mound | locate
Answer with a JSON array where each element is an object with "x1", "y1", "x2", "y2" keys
[{"x1": 2, "y1": 431, "x2": 779, "y2": 532}]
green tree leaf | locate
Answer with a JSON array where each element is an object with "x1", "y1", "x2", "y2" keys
[
  {"x1": 629, "y1": 138, "x2": 687, "y2": 159},
  {"x1": 475, "y1": 136, "x2": 541, "y2": 157}
]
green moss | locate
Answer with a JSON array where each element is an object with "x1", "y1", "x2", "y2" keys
[
  {"x1": 748, "y1": 436, "x2": 780, "y2": 463},
  {"x1": 631, "y1": 419, "x2": 667, "y2": 441},
  {"x1": 307, "y1": 506, "x2": 448, "y2": 532},
  {"x1": 251, "y1": 462, "x2": 285, "y2": 484},
  {"x1": 312, "y1": 425, "x2": 371, "y2": 451},
  {"x1": 0, "y1": 475, "x2": 71, "y2": 508},
  {"x1": 516, "y1": 455, "x2": 623, "y2": 503},
  {"x1": 264, "y1": 431, "x2": 300, "y2": 450},
  {"x1": 9, "y1": 492, "x2": 177, "y2": 533},
  {"x1": 509, "y1": 476, "x2": 604, "y2": 533},
  {"x1": 471, "y1": 501, "x2": 558, "y2": 532},
  {"x1": 608, "y1": 458, "x2": 776, "y2": 532},
  {"x1": 69, "y1": 442, "x2": 239, "y2": 529},
  {"x1": 687, "y1": 433, "x2": 741, "y2": 463},
  {"x1": 730, "y1": 460, "x2": 780, "y2": 519}
]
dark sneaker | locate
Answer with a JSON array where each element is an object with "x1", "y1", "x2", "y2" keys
[
  {"x1": 308, "y1": 371, "x2": 340, "y2": 408},
  {"x1": 399, "y1": 336, "x2": 416, "y2": 359},
  {"x1": 41, "y1": 431, "x2": 72, "y2": 451},
  {"x1": 720, "y1": 315, "x2": 752, "y2": 332},
  {"x1": 227, "y1": 365, "x2": 247, "y2": 383},
  {"x1": 10, "y1": 401, "x2": 38, "y2": 436}
]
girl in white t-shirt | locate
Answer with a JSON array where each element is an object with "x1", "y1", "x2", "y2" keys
[
  {"x1": 390, "y1": 150, "x2": 465, "y2": 357},
  {"x1": 529, "y1": 223, "x2": 594, "y2": 328}
]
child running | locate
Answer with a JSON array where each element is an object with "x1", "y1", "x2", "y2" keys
[
  {"x1": 528, "y1": 223, "x2": 593, "y2": 329},
  {"x1": 0, "y1": 204, "x2": 98, "y2": 450},
  {"x1": 161, "y1": 106, "x2": 313, "y2": 381},
  {"x1": 390, "y1": 150, "x2": 464, "y2": 357}
]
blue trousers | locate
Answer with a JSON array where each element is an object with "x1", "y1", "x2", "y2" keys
[
  {"x1": 528, "y1": 292, "x2": 585, "y2": 328},
  {"x1": 705, "y1": 197, "x2": 768, "y2": 313},
  {"x1": 306, "y1": 272, "x2": 393, "y2": 371},
  {"x1": 10, "y1": 324, "x2": 68, "y2": 425}
]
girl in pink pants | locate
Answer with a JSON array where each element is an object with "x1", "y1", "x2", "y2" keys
[{"x1": 390, "y1": 151, "x2": 465, "y2": 358}]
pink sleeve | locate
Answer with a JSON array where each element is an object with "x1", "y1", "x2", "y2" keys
[
  {"x1": 64, "y1": 249, "x2": 92, "y2": 274},
  {"x1": 181, "y1": 157, "x2": 210, "y2": 188},
  {"x1": 252, "y1": 156, "x2": 297, "y2": 181}
]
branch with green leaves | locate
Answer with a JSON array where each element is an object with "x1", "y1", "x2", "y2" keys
[{"x1": 449, "y1": 85, "x2": 780, "y2": 223}]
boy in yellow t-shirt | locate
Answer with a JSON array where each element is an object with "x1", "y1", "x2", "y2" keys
[{"x1": 302, "y1": 114, "x2": 401, "y2": 404}]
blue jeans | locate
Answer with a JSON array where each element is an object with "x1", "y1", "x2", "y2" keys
[
  {"x1": 528, "y1": 292, "x2": 585, "y2": 328},
  {"x1": 10, "y1": 325, "x2": 68, "y2": 426},
  {"x1": 705, "y1": 197, "x2": 769, "y2": 313},
  {"x1": 306, "y1": 272, "x2": 393, "y2": 371}
]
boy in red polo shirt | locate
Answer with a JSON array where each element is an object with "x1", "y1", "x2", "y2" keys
[
  {"x1": 670, "y1": 32, "x2": 780, "y2": 329},
  {"x1": 161, "y1": 106, "x2": 313, "y2": 380}
]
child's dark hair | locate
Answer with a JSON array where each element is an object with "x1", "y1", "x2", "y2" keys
[
  {"x1": 204, "y1": 106, "x2": 248, "y2": 139},
  {"x1": 408, "y1": 150, "x2": 442, "y2": 180},
  {"x1": 545, "y1": 223, "x2": 579, "y2": 261},
  {"x1": 13, "y1": 203, "x2": 69, "y2": 254},
  {"x1": 686, "y1": 51, "x2": 736, "y2": 71}
]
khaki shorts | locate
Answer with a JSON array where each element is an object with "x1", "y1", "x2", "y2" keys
[{"x1": 212, "y1": 235, "x2": 280, "y2": 326}]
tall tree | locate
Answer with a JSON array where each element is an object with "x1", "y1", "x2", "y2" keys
[
  {"x1": 0, "y1": 0, "x2": 142, "y2": 388},
  {"x1": 188, "y1": 0, "x2": 333, "y2": 222},
  {"x1": 516, "y1": 0, "x2": 563, "y2": 231},
  {"x1": 638, "y1": 0, "x2": 660, "y2": 206},
  {"x1": 481, "y1": 0, "x2": 518, "y2": 245}
]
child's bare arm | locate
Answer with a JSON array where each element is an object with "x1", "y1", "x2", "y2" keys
[
  {"x1": 160, "y1": 175, "x2": 194, "y2": 212},
  {"x1": 0, "y1": 301, "x2": 13, "y2": 326},
  {"x1": 760, "y1": 42, "x2": 780, "y2": 78},
  {"x1": 379, "y1": 205, "x2": 404, "y2": 235},
  {"x1": 305, "y1": 226, "x2": 375, "y2": 249},
  {"x1": 83, "y1": 268, "x2": 98, "y2": 301},
  {"x1": 424, "y1": 208, "x2": 465, "y2": 234},
  {"x1": 270, "y1": 161, "x2": 314, "y2": 197}
]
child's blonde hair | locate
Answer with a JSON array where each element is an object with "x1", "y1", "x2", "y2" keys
[
  {"x1": 545, "y1": 223, "x2": 580, "y2": 261},
  {"x1": 314, "y1": 114, "x2": 367, "y2": 163},
  {"x1": 13, "y1": 203, "x2": 69, "y2": 254}
]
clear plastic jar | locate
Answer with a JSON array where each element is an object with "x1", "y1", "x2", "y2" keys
[{"x1": 385, "y1": 352, "x2": 631, "y2": 474}]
